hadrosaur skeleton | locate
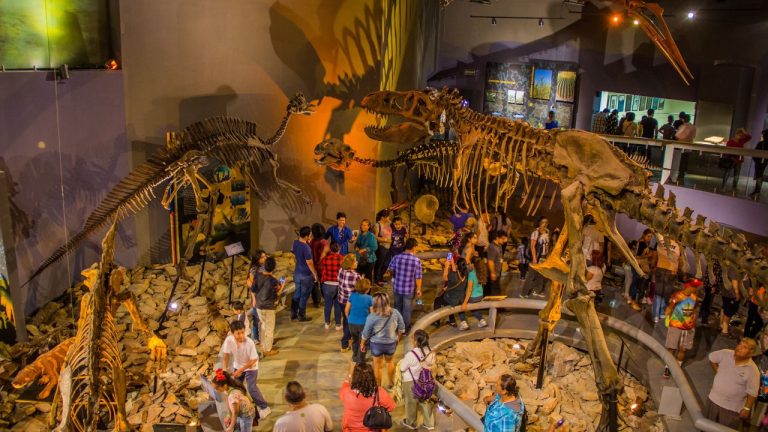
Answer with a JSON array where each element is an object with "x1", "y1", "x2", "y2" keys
[
  {"x1": 335, "y1": 87, "x2": 767, "y2": 428},
  {"x1": 24, "y1": 93, "x2": 315, "y2": 287}
]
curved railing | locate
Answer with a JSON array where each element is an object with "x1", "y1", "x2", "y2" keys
[{"x1": 406, "y1": 298, "x2": 737, "y2": 432}]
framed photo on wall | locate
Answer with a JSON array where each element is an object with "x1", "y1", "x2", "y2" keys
[
  {"x1": 631, "y1": 95, "x2": 640, "y2": 111},
  {"x1": 608, "y1": 95, "x2": 618, "y2": 110},
  {"x1": 555, "y1": 71, "x2": 577, "y2": 102},
  {"x1": 651, "y1": 97, "x2": 659, "y2": 110},
  {"x1": 639, "y1": 96, "x2": 647, "y2": 111},
  {"x1": 531, "y1": 68, "x2": 554, "y2": 100},
  {"x1": 617, "y1": 95, "x2": 625, "y2": 112},
  {"x1": 658, "y1": 98, "x2": 665, "y2": 110}
]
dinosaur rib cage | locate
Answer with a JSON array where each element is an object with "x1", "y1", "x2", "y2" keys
[
  {"x1": 65, "y1": 294, "x2": 123, "y2": 430},
  {"x1": 453, "y1": 119, "x2": 556, "y2": 218}
]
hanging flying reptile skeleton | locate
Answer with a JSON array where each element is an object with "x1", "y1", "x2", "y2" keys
[
  {"x1": 15, "y1": 93, "x2": 314, "y2": 431},
  {"x1": 314, "y1": 8, "x2": 766, "y2": 423}
]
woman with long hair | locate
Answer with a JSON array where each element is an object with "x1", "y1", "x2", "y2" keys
[
  {"x1": 585, "y1": 250, "x2": 606, "y2": 304},
  {"x1": 354, "y1": 219, "x2": 378, "y2": 280},
  {"x1": 247, "y1": 249, "x2": 267, "y2": 342},
  {"x1": 339, "y1": 362, "x2": 396, "y2": 432},
  {"x1": 337, "y1": 254, "x2": 362, "y2": 352},
  {"x1": 212, "y1": 369, "x2": 256, "y2": 432},
  {"x1": 459, "y1": 231, "x2": 478, "y2": 264},
  {"x1": 483, "y1": 374, "x2": 525, "y2": 432},
  {"x1": 361, "y1": 292, "x2": 405, "y2": 387},
  {"x1": 400, "y1": 330, "x2": 436, "y2": 430},
  {"x1": 434, "y1": 257, "x2": 469, "y2": 328},
  {"x1": 309, "y1": 223, "x2": 328, "y2": 307}
]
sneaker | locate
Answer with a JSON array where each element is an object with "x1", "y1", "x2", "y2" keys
[
  {"x1": 263, "y1": 349, "x2": 280, "y2": 356},
  {"x1": 663, "y1": 366, "x2": 670, "y2": 379},
  {"x1": 653, "y1": 317, "x2": 659, "y2": 323},
  {"x1": 478, "y1": 319, "x2": 488, "y2": 328},
  {"x1": 459, "y1": 321, "x2": 469, "y2": 331},
  {"x1": 341, "y1": 346, "x2": 351, "y2": 353},
  {"x1": 520, "y1": 293, "x2": 529, "y2": 299},
  {"x1": 336, "y1": 325, "x2": 342, "y2": 331},
  {"x1": 631, "y1": 302, "x2": 642, "y2": 311},
  {"x1": 421, "y1": 427, "x2": 436, "y2": 431},
  {"x1": 257, "y1": 406, "x2": 272, "y2": 419},
  {"x1": 448, "y1": 321, "x2": 457, "y2": 328},
  {"x1": 324, "y1": 323, "x2": 330, "y2": 330},
  {"x1": 401, "y1": 419, "x2": 417, "y2": 430}
]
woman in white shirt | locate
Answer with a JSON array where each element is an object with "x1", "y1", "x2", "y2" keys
[
  {"x1": 400, "y1": 329, "x2": 436, "y2": 430},
  {"x1": 586, "y1": 251, "x2": 605, "y2": 304}
]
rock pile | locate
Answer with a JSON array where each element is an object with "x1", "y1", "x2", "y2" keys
[
  {"x1": 0, "y1": 253, "x2": 296, "y2": 431},
  {"x1": 435, "y1": 338, "x2": 663, "y2": 432}
]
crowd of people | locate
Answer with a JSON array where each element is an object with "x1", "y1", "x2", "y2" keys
[{"x1": 209, "y1": 203, "x2": 768, "y2": 431}]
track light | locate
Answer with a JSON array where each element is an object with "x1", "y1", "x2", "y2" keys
[
  {"x1": 105, "y1": 59, "x2": 119, "y2": 70},
  {"x1": 610, "y1": 14, "x2": 621, "y2": 25},
  {"x1": 687, "y1": 11, "x2": 695, "y2": 19},
  {"x1": 633, "y1": 19, "x2": 639, "y2": 26},
  {"x1": 538, "y1": 18, "x2": 544, "y2": 27},
  {"x1": 491, "y1": 17, "x2": 497, "y2": 25}
]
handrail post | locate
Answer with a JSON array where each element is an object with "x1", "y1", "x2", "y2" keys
[
  {"x1": 489, "y1": 305, "x2": 497, "y2": 334},
  {"x1": 535, "y1": 326, "x2": 549, "y2": 389}
]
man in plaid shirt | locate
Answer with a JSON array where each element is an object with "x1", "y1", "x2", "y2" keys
[
  {"x1": 387, "y1": 238, "x2": 422, "y2": 331},
  {"x1": 318, "y1": 243, "x2": 343, "y2": 329}
]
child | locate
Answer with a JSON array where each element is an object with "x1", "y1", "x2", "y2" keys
[
  {"x1": 220, "y1": 320, "x2": 271, "y2": 419},
  {"x1": 389, "y1": 216, "x2": 408, "y2": 258},
  {"x1": 212, "y1": 368, "x2": 256, "y2": 432},
  {"x1": 231, "y1": 301, "x2": 252, "y2": 342},
  {"x1": 516, "y1": 237, "x2": 529, "y2": 281}
]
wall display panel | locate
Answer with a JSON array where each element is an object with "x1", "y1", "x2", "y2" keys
[
  {"x1": 484, "y1": 61, "x2": 578, "y2": 128},
  {"x1": 617, "y1": 95, "x2": 625, "y2": 112},
  {"x1": 598, "y1": 91, "x2": 696, "y2": 125}
]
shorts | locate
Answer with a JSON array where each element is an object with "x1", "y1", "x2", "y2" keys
[
  {"x1": 369, "y1": 341, "x2": 398, "y2": 357},
  {"x1": 665, "y1": 326, "x2": 695, "y2": 350},
  {"x1": 722, "y1": 297, "x2": 739, "y2": 317}
]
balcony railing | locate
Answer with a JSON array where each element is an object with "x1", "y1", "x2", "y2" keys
[{"x1": 597, "y1": 134, "x2": 768, "y2": 203}]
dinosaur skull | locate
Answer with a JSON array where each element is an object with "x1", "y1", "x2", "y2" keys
[
  {"x1": 361, "y1": 89, "x2": 458, "y2": 144},
  {"x1": 626, "y1": 0, "x2": 693, "y2": 85},
  {"x1": 313, "y1": 138, "x2": 356, "y2": 171},
  {"x1": 287, "y1": 92, "x2": 316, "y2": 115}
]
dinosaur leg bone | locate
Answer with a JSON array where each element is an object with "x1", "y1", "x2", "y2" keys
[
  {"x1": 589, "y1": 199, "x2": 646, "y2": 278},
  {"x1": 113, "y1": 367, "x2": 130, "y2": 432},
  {"x1": 52, "y1": 364, "x2": 73, "y2": 432}
]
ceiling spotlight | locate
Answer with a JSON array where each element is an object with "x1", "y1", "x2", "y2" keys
[
  {"x1": 491, "y1": 17, "x2": 497, "y2": 25},
  {"x1": 610, "y1": 14, "x2": 621, "y2": 24},
  {"x1": 687, "y1": 11, "x2": 695, "y2": 19},
  {"x1": 633, "y1": 19, "x2": 639, "y2": 26},
  {"x1": 538, "y1": 18, "x2": 544, "y2": 27}
]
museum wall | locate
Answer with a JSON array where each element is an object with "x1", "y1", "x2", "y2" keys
[
  {"x1": 434, "y1": 1, "x2": 768, "y2": 141},
  {"x1": 0, "y1": 71, "x2": 134, "y2": 315},
  {"x1": 119, "y1": 0, "x2": 386, "y2": 259}
]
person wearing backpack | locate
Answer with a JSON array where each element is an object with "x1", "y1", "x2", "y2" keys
[
  {"x1": 400, "y1": 330, "x2": 436, "y2": 430},
  {"x1": 483, "y1": 374, "x2": 526, "y2": 432}
]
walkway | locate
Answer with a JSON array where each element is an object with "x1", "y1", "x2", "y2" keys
[{"x1": 253, "y1": 268, "x2": 743, "y2": 431}]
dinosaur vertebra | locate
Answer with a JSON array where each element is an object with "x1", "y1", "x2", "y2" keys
[
  {"x1": 25, "y1": 93, "x2": 315, "y2": 287},
  {"x1": 358, "y1": 87, "x2": 767, "y2": 429}
]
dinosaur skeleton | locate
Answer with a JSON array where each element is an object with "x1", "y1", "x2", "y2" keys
[
  {"x1": 356, "y1": 87, "x2": 768, "y2": 429},
  {"x1": 440, "y1": 0, "x2": 693, "y2": 85},
  {"x1": 25, "y1": 93, "x2": 315, "y2": 287}
]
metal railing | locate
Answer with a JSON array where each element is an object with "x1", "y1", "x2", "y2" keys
[
  {"x1": 407, "y1": 298, "x2": 738, "y2": 432},
  {"x1": 597, "y1": 134, "x2": 768, "y2": 202}
]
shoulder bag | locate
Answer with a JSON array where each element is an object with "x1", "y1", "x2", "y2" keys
[
  {"x1": 443, "y1": 274, "x2": 468, "y2": 306},
  {"x1": 362, "y1": 385, "x2": 392, "y2": 430}
]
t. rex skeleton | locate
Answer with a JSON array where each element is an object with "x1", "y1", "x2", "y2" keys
[
  {"x1": 358, "y1": 87, "x2": 768, "y2": 428},
  {"x1": 24, "y1": 93, "x2": 315, "y2": 287}
]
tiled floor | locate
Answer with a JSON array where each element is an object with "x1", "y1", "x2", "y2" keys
[{"x1": 251, "y1": 267, "x2": 749, "y2": 431}]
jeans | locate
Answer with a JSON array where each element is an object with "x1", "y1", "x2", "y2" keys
[
  {"x1": 745, "y1": 301, "x2": 765, "y2": 339},
  {"x1": 629, "y1": 269, "x2": 649, "y2": 302},
  {"x1": 311, "y1": 281, "x2": 321, "y2": 307},
  {"x1": 349, "y1": 323, "x2": 366, "y2": 363},
  {"x1": 337, "y1": 300, "x2": 351, "y2": 348},
  {"x1": 652, "y1": 295, "x2": 667, "y2": 319},
  {"x1": 394, "y1": 292, "x2": 415, "y2": 331},
  {"x1": 237, "y1": 416, "x2": 254, "y2": 432},
  {"x1": 519, "y1": 263, "x2": 529, "y2": 280},
  {"x1": 403, "y1": 380, "x2": 435, "y2": 428},
  {"x1": 700, "y1": 287, "x2": 714, "y2": 324},
  {"x1": 256, "y1": 308, "x2": 275, "y2": 352},
  {"x1": 521, "y1": 268, "x2": 548, "y2": 296},
  {"x1": 237, "y1": 370, "x2": 268, "y2": 409},
  {"x1": 321, "y1": 283, "x2": 340, "y2": 325},
  {"x1": 249, "y1": 307, "x2": 259, "y2": 341},
  {"x1": 721, "y1": 163, "x2": 741, "y2": 190},
  {"x1": 458, "y1": 296, "x2": 484, "y2": 322},
  {"x1": 358, "y1": 261, "x2": 374, "y2": 281},
  {"x1": 623, "y1": 264, "x2": 633, "y2": 297},
  {"x1": 291, "y1": 275, "x2": 315, "y2": 319},
  {"x1": 374, "y1": 246, "x2": 390, "y2": 282},
  {"x1": 484, "y1": 278, "x2": 501, "y2": 297}
]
